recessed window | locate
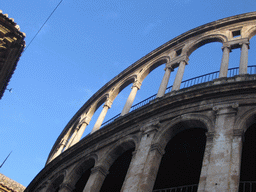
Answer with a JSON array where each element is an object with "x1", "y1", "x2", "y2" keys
[
  {"x1": 176, "y1": 49, "x2": 182, "y2": 56},
  {"x1": 232, "y1": 30, "x2": 241, "y2": 37}
]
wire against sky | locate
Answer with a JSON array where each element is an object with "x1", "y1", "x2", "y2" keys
[{"x1": 24, "y1": 0, "x2": 64, "y2": 52}]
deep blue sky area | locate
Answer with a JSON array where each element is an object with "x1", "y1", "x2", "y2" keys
[{"x1": 1, "y1": 0, "x2": 256, "y2": 187}]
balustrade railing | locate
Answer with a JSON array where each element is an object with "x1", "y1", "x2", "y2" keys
[
  {"x1": 152, "y1": 184, "x2": 198, "y2": 192},
  {"x1": 239, "y1": 181, "x2": 256, "y2": 192},
  {"x1": 151, "y1": 181, "x2": 256, "y2": 192},
  {"x1": 102, "y1": 65, "x2": 256, "y2": 126}
]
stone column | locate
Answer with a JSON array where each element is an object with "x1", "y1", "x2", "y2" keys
[
  {"x1": 239, "y1": 42, "x2": 249, "y2": 75},
  {"x1": 156, "y1": 65, "x2": 173, "y2": 98},
  {"x1": 229, "y1": 129, "x2": 244, "y2": 192},
  {"x1": 69, "y1": 117, "x2": 91, "y2": 147},
  {"x1": 91, "y1": 100, "x2": 112, "y2": 134},
  {"x1": 82, "y1": 166, "x2": 109, "y2": 192},
  {"x1": 121, "y1": 80, "x2": 141, "y2": 116},
  {"x1": 50, "y1": 138, "x2": 67, "y2": 160},
  {"x1": 203, "y1": 103, "x2": 242, "y2": 192},
  {"x1": 172, "y1": 60, "x2": 187, "y2": 91},
  {"x1": 219, "y1": 46, "x2": 231, "y2": 78},
  {"x1": 138, "y1": 143, "x2": 165, "y2": 192},
  {"x1": 197, "y1": 132, "x2": 215, "y2": 192},
  {"x1": 121, "y1": 122, "x2": 160, "y2": 192}
]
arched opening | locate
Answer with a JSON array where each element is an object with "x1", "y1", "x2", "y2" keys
[
  {"x1": 239, "y1": 122, "x2": 256, "y2": 191},
  {"x1": 72, "y1": 158, "x2": 95, "y2": 192},
  {"x1": 248, "y1": 35, "x2": 256, "y2": 74},
  {"x1": 184, "y1": 41, "x2": 222, "y2": 86},
  {"x1": 49, "y1": 175, "x2": 64, "y2": 192},
  {"x1": 153, "y1": 128, "x2": 206, "y2": 191},
  {"x1": 100, "y1": 147, "x2": 135, "y2": 192},
  {"x1": 134, "y1": 58, "x2": 176, "y2": 108}
]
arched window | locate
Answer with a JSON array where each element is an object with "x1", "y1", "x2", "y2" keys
[
  {"x1": 100, "y1": 147, "x2": 135, "y2": 192},
  {"x1": 239, "y1": 123, "x2": 256, "y2": 191},
  {"x1": 153, "y1": 128, "x2": 206, "y2": 191}
]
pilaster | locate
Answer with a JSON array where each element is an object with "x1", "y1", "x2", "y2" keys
[
  {"x1": 204, "y1": 103, "x2": 241, "y2": 192},
  {"x1": 121, "y1": 121, "x2": 161, "y2": 192},
  {"x1": 82, "y1": 165, "x2": 109, "y2": 192}
]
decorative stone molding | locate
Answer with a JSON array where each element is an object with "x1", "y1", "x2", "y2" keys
[
  {"x1": 140, "y1": 120, "x2": 160, "y2": 135},
  {"x1": 169, "y1": 55, "x2": 189, "y2": 67},
  {"x1": 213, "y1": 102, "x2": 239, "y2": 115},
  {"x1": 91, "y1": 166, "x2": 109, "y2": 177},
  {"x1": 132, "y1": 80, "x2": 142, "y2": 89},
  {"x1": 59, "y1": 183, "x2": 74, "y2": 192},
  {"x1": 150, "y1": 143, "x2": 165, "y2": 156},
  {"x1": 104, "y1": 99, "x2": 113, "y2": 108}
]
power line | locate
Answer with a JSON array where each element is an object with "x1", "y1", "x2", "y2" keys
[
  {"x1": 0, "y1": 151, "x2": 12, "y2": 168},
  {"x1": 24, "y1": 0, "x2": 64, "y2": 52}
]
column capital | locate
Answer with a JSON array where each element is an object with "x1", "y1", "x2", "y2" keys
[
  {"x1": 213, "y1": 102, "x2": 239, "y2": 115},
  {"x1": 91, "y1": 165, "x2": 109, "y2": 176},
  {"x1": 233, "y1": 129, "x2": 244, "y2": 137},
  {"x1": 150, "y1": 143, "x2": 165, "y2": 156},
  {"x1": 221, "y1": 45, "x2": 231, "y2": 51},
  {"x1": 224, "y1": 38, "x2": 249, "y2": 49},
  {"x1": 132, "y1": 80, "x2": 142, "y2": 89},
  {"x1": 169, "y1": 55, "x2": 189, "y2": 66},
  {"x1": 104, "y1": 99, "x2": 112, "y2": 108},
  {"x1": 165, "y1": 62, "x2": 174, "y2": 71},
  {"x1": 205, "y1": 131, "x2": 215, "y2": 139},
  {"x1": 59, "y1": 183, "x2": 75, "y2": 192},
  {"x1": 79, "y1": 116, "x2": 91, "y2": 126},
  {"x1": 140, "y1": 120, "x2": 160, "y2": 135}
]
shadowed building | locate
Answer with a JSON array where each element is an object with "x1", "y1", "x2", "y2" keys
[
  {"x1": 0, "y1": 10, "x2": 25, "y2": 99},
  {"x1": 26, "y1": 12, "x2": 256, "y2": 192},
  {"x1": 0, "y1": 10, "x2": 25, "y2": 192}
]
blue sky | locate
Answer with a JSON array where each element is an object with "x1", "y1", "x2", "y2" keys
[{"x1": 1, "y1": 0, "x2": 256, "y2": 187}]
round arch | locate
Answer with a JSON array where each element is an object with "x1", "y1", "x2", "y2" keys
[
  {"x1": 109, "y1": 75, "x2": 137, "y2": 101},
  {"x1": 63, "y1": 155, "x2": 97, "y2": 191},
  {"x1": 185, "y1": 34, "x2": 227, "y2": 57},
  {"x1": 246, "y1": 26, "x2": 256, "y2": 40},
  {"x1": 235, "y1": 107, "x2": 256, "y2": 133},
  {"x1": 86, "y1": 94, "x2": 110, "y2": 118},
  {"x1": 154, "y1": 113, "x2": 213, "y2": 149},
  {"x1": 138, "y1": 55, "x2": 170, "y2": 83},
  {"x1": 99, "y1": 135, "x2": 138, "y2": 168}
]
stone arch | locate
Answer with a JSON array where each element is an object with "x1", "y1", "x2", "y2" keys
[
  {"x1": 235, "y1": 107, "x2": 256, "y2": 133},
  {"x1": 99, "y1": 135, "x2": 138, "y2": 192},
  {"x1": 45, "y1": 171, "x2": 66, "y2": 192},
  {"x1": 185, "y1": 34, "x2": 227, "y2": 57},
  {"x1": 138, "y1": 55, "x2": 170, "y2": 83},
  {"x1": 99, "y1": 135, "x2": 138, "y2": 168},
  {"x1": 63, "y1": 154, "x2": 97, "y2": 190},
  {"x1": 246, "y1": 26, "x2": 256, "y2": 40},
  {"x1": 87, "y1": 94, "x2": 110, "y2": 118},
  {"x1": 109, "y1": 75, "x2": 137, "y2": 101},
  {"x1": 154, "y1": 113, "x2": 213, "y2": 149}
]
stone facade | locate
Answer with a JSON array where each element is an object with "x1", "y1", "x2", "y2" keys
[
  {"x1": 26, "y1": 12, "x2": 256, "y2": 192},
  {"x1": 0, "y1": 10, "x2": 25, "y2": 99}
]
